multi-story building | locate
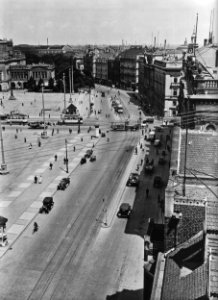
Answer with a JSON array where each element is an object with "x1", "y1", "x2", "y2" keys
[
  {"x1": 119, "y1": 47, "x2": 144, "y2": 91},
  {"x1": 143, "y1": 49, "x2": 183, "y2": 116},
  {"x1": 149, "y1": 41, "x2": 218, "y2": 300},
  {"x1": 0, "y1": 39, "x2": 55, "y2": 90},
  {"x1": 0, "y1": 39, "x2": 26, "y2": 91}
]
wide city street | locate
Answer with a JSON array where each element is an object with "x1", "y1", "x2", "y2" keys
[{"x1": 0, "y1": 86, "x2": 170, "y2": 300}]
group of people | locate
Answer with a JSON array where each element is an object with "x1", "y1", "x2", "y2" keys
[{"x1": 34, "y1": 175, "x2": 42, "y2": 184}]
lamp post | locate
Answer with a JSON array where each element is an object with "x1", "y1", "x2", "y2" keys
[
  {"x1": 63, "y1": 73, "x2": 66, "y2": 113},
  {"x1": 0, "y1": 117, "x2": 9, "y2": 174},
  {"x1": 65, "y1": 139, "x2": 69, "y2": 173},
  {"x1": 41, "y1": 84, "x2": 48, "y2": 139},
  {"x1": 69, "y1": 68, "x2": 72, "y2": 103}
]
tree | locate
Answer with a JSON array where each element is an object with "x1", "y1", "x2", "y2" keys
[{"x1": 48, "y1": 77, "x2": 54, "y2": 90}]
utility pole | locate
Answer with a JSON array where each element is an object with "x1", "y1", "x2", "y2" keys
[
  {"x1": 65, "y1": 139, "x2": 69, "y2": 173},
  {"x1": 71, "y1": 62, "x2": 74, "y2": 95},
  {"x1": 69, "y1": 67, "x2": 72, "y2": 103},
  {"x1": 63, "y1": 73, "x2": 66, "y2": 113},
  {"x1": 0, "y1": 117, "x2": 9, "y2": 174},
  {"x1": 41, "y1": 84, "x2": 48, "y2": 139}
]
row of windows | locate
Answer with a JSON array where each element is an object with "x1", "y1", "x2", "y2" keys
[{"x1": 32, "y1": 72, "x2": 48, "y2": 79}]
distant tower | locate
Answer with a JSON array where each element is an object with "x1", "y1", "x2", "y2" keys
[{"x1": 208, "y1": 9, "x2": 214, "y2": 44}]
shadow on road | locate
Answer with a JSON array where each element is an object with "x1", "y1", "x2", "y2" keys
[
  {"x1": 124, "y1": 125, "x2": 171, "y2": 240},
  {"x1": 106, "y1": 288, "x2": 143, "y2": 300}
]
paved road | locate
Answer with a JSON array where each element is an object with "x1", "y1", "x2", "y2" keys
[{"x1": 0, "y1": 86, "x2": 170, "y2": 300}]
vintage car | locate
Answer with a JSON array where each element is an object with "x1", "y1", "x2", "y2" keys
[
  {"x1": 85, "y1": 149, "x2": 93, "y2": 158},
  {"x1": 126, "y1": 173, "x2": 139, "y2": 186},
  {"x1": 90, "y1": 155, "x2": 96, "y2": 162},
  {"x1": 117, "y1": 203, "x2": 132, "y2": 218},
  {"x1": 57, "y1": 177, "x2": 70, "y2": 190},
  {"x1": 39, "y1": 196, "x2": 54, "y2": 214},
  {"x1": 80, "y1": 157, "x2": 87, "y2": 164}
]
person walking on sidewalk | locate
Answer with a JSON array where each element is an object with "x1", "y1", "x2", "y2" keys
[
  {"x1": 146, "y1": 188, "x2": 149, "y2": 199},
  {"x1": 49, "y1": 162, "x2": 53, "y2": 170}
]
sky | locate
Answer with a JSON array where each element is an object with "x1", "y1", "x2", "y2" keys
[{"x1": 0, "y1": 0, "x2": 217, "y2": 46}]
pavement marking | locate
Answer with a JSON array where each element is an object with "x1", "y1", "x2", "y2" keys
[
  {"x1": 47, "y1": 183, "x2": 57, "y2": 190},
  {"x1": 56, "y1": 151, "x2": 63, "y2": 156},
  {"x1": 73, "y1": 157, "x2": 81, "y2": 162},
  {"x1": 20, "y1": 211, "x2": 35, "y2": 220},
  {"x1": 7, "y1": 224, "x2": 25, "y2": 235},
  {"x1": 78, "y1": 151, "x2": 85, "y2": 157},
  {"x1": 18, "y1": 182, "x2": 32, "y2": 188},
  {"x1": 16, "y1": 219, "x2": 29, "y2": 226},
  {"x1": 69, "y1": 162, "x2": 79, "y2": 168},
  {"x1": 55, "y1": 175, "x2": 64, "y2": 181},
  {"x1": 8, "y1": 191, "x2": 22, "y2": 197},
  {"x1": 0, "y1": 201, "x2": 12, "y2": 207},
  {"x1": 39, "y1": 192, "x2": 53, "y2": 199},
  {"x1": 42, "y1": 162, "x2": 49, "y2": 167},
  {"x1": 35, "y1": 168, "x2": 47, "y2": 174},
  {"x1": 30, "y1": 201, "x2": 42, "y2": 208}
]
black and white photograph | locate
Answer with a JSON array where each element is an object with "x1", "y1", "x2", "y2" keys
[{"x1": 0, "y1": 0, "x2": 217, "y2": 299}]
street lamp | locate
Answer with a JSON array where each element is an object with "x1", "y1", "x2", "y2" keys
[
  {"x1": 65, "y1": 139, "x2": 69, "y2": 173},
  {"x1": 0, "y1": 117, "x2": 9, "y2": 174},
  {"x1": 63, "y1": 73, "x2": 66, "y2": 113},
  {"x1": 41, "y1": 84, "x2": 48, "y2": 139}
]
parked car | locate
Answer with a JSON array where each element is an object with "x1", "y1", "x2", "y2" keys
[
  {"x1": 117, "y1": 203, "x2": 131, "y2": 218},
  {"x1": 153, "y1": 176, "x2": 163, "y2": 188},
  {"x1": 85, "y1": 149, "x2": 93, "y2": 158},
  {"x1": 126, "y1": 173, "x2": 139, "y2": 186},
  {"x1": 57, "y1": 177, "x2": 70, "y2": 190},
  {"x1": 90, "y1": 155, "x2": 96, "y2": 162},
  {"x1": 80, "y1": 157, "x2": 87, "y2": 164},
  {"x1": 39, "y1": 196, "x2": 54, "y2": 214}
]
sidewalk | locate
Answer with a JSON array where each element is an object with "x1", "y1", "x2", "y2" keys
[{"x1": 0, "y1": 131, "x2": 100, "y2": 258}]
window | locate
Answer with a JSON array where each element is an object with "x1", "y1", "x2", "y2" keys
[
  {"x1": 173, "y1": 90, "x2": 177, "y2": 96},
  {"x1": 173, "y1": 101, "x2": 177, "y2": 106},
  {"x1": 174, "y1": 77, "x2": 178, "y2": 83}
]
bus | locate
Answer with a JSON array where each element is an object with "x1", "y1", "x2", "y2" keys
[{"x1": 5, "y1": 113, "x2": 28, "y2": 125}]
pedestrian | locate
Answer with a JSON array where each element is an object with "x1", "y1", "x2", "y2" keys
[
  {"x1": 73, "y1": 146, "x2": 76, "y2": 152},
  {"x1": 52, "y1": 128, "x2": 54, "y2": 136},
  {"x1": 49, "y1": 162, "x2": 53, "y2": 170},
  {"x1": 24, "y1": 137, "x2": 26, "y2": 143},
  {"x1": 54, "y1": 154, "x2": 57, "y2": 161},
  {"x1": 34, "y1": 175, "x2": 38, "y2": 184},
  {"x1": 33, "y1": 222, "x2": 39, "y2": 233},
  {"x1": 141, "y1": 159, "x2": 143, "y2": 165},
  {"x1": 146, "y1": 188, "x2": 149, "y2": 198}
]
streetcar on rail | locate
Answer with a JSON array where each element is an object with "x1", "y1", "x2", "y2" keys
[{"x1": 5, "y1": 112, "x2": 28, "y2": 125}]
